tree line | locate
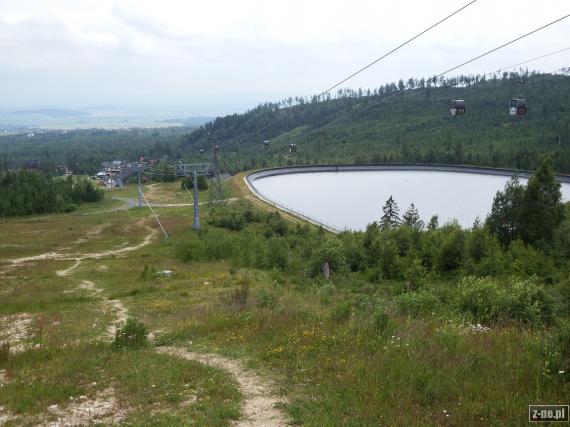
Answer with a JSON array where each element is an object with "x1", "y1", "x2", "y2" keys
[
  {"x1": 2, "y1": 71, "x2": 569, "y2": 178},
  {"x1": 0, "y1": 170, "x2": 104, "y2": 218}
]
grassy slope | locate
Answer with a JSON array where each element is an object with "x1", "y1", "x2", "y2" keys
[{"x1": 1, "y1": 179, "x2": 568, "y2": 426}]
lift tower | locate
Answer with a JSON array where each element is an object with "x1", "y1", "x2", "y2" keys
[{"x1": 176, "y1": 137, "x2": 225, "y2": 230}]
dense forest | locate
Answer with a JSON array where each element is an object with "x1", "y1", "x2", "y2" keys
[
  {"x1": 1, "y1": 70, "x2": 569, "y2": 175},
  {"x1": 0, "y1": 127, "x2": 189, "y2": 175},
  {"x1": 186, "y1": 70, "x2": 570, "y2": 173},
  {"x1": 0, "y1": 171, "x2": 104, "y2": 217}
]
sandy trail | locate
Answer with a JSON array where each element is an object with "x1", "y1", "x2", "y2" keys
[
  {"x1": 3, "y1": 208, "x2": 289, "y2": 425},
  {"x1": 157, "y1": 347, "x2": 288, "y2": 427},
  {"x1": 0, "y1": 313, "x2": 34, "y2": 354},
  {"x1": 9, "y1": 226, "x2": 158, "y2": 266}
]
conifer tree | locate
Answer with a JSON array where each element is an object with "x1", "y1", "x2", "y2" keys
[
  {"x1": 402, "y1": 203, "x2": 424, "y2": 229},
  {"x1": 380, "y1": 196, "x2": 400, "y2": 230},
  {"x1": 427, "y1": 215, "x2": 439, "y2": 230}
]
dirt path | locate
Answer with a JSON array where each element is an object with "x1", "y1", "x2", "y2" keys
[
  {"x1": 157, "y1": 347, "x2": 288, "y2": 427},
  {"x1": 8, "y1": 226, "x2": 158, "y2": 266},
  {"x1": 3, "y1": 209, "x2": 289, "y2": 425}
]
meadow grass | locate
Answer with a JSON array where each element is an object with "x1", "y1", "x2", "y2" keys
[{"x1": 1, "y1": 180, "x2": 568, "y2": 426}]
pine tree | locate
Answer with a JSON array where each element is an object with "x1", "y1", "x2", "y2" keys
[
  {"x1": 427, "y1": 215, "x2": 439, "y2": 230},
  {"x1": 380, "y1": 196, "x2": 400, "y2": 230},
  {"x1": 402, "y1": 203, "x2": 424, "y2": 229}
]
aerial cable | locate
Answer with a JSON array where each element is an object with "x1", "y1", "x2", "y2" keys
[
  {"x1": 435, "y1": 13, "x2": 570, "y2": 79},
  {"x1": 314, "y1": 65, "x2": 567, "y2": 136},
  {"x1": 316, "y1": 0, "x2": 479, "y2": 99},
  {"x1": 493, "y1": 47, "x2": 570, "y2": 74},
  {"x1": 218, "y1": 0, "x2": 479, "y2": 155},
  {"x1": 307, "y1": 43, "x2": 570, "y2": 134}
]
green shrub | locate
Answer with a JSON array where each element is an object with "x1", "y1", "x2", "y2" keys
[
  {"x1": 208, "y1": 207, "x2": 246, "y2": 231},
  {"x1": 455, "y1": 277, "x2": 505, "y2": 324},
  {"x1": 399, "y1": 255, "x2": 427, "y2": 291},
  {"x1": 394, "y1": 289, "x2": 441, "y2": 316},
  {"x1": 436, "y1": 224, "x2": 466, "y2": 272},
  {"x1": 310, "y1": 239, "x2": 347, "y2": 277},
  {"x1": 266, "y1": 237, "x2": 289, "y2": 271},
  {"x1": 177, "y1": 228, "x2": 232, "y2": 262},
  {"x1": 506, "y1": 278, "x2": 554, "y2": 325},
  {"x1": 64, "y1": 203, "x2": 77, "y2": 212},
  {"x1": 112, "y1": 317, "x2": 149, "y2": 349},
  {"x1": 264, "y1": 212, "x2": 288, "y2": 237}
]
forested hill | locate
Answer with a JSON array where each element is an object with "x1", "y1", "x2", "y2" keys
[
  {"x1": 183, "y1": 70, "x2": 570, "y2": 174},
  {"x1": 2, "y1": 71, "x2": 569, "y2": 176}
]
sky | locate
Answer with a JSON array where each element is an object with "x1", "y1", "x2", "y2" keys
[{"x1": 0, "y1": 0, "x2": 568, "y2": 116}]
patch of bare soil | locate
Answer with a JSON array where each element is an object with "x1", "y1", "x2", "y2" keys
[
  {"x1": 157, "y1": 347, "x2": 288, "y2": 427},
  {"x1": 56, "y1": 260, "x2": 82, "y2": 277},
  {"x1": 0, "y1": 313, "x2": 34, "y2": 354},
  {"x1": 104, "y1": 298, "x2": 128, "y2": 340},
  {"x1": 0, "y1": 369, "x2": 10, "y2": 386},
  {"x1": 7, "y1": 222, "x2": 157, "y2": 268},
  {"x1": 10, "y1": 251, "x2": 65, "y2": 265},
  {"x1": 43, "y1": 387, "x2": 128, "y2": 426},
  {"x1": 0, "y1": 406, "x2": 16, "y2": 424}
]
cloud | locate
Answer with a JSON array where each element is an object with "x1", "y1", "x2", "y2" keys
[{"x1": 0, "y1": 0, "x2": 568, "y2": 111}]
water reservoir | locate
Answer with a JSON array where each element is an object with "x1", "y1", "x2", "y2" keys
[{"x1": 247, "y1": 166, "x2": 570, "y2": 231}]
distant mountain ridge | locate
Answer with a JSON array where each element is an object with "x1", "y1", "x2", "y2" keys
[{"x1": 10, "y1": 108, "x2": 89, "y2": 117}]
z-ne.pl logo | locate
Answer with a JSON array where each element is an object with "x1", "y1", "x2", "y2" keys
[{"x1": 529, "y1": 405, "x2": 569, "y2": 422}]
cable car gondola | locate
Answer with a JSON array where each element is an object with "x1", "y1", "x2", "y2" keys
[
  {"x1": 509, "y1": 98, "x2": 527, "y2": 116},
  {"x1": 449, "y1": 99, "x2": 465, "y2": 116},
  {"x1": 263, "y1": 140, "x2": 270, "y2": 148},
  {"x1": 289, "y1": 143, "x2": 297, "y2": 153}
]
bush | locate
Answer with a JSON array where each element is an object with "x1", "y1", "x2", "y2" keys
[
  {"x1": 310, "y1": 239, "x2": 347, "y2": 277},
  {"x1": 208, "y1": 207, "x2": 246, "y2": 231},
  {"x1": 507, "y1": 278, "x2": 554, "y2": 325},
  {"x1": 436, "y1": 224, "x2": 466, "y2": 272},
  {"x1": 177, "y1": 228, "x2": 233, "y2": 262},
  {"x1": 394, "y1": 289, "x2": 441, "y2": 316},
  {"x1": 266, "y1": 237, "x2": 289, "y2": 271},
  {"x1": 64, "y1": 203, "x2": 77, "y2": 212},
  {"x1": 264, "y1": 212, "x2": 288, "y2": 237},
  {"x1": 399, "y1": 255, "x2": 427, "y2": 291},
  {"x1": 455, "y1": 277, "x2": 505, "y2": 324},
  {"x1": 113, "y1": 317, "x2": 149, "y2": 349}
]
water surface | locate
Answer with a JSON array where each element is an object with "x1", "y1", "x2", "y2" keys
[{"x1": 251, "y1": 170, "x2": 570, "y2": 230}]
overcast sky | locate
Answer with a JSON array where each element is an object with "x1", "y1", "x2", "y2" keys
[{"x1": 0, "y1": 0, "x2": 568, "y2": 115}]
